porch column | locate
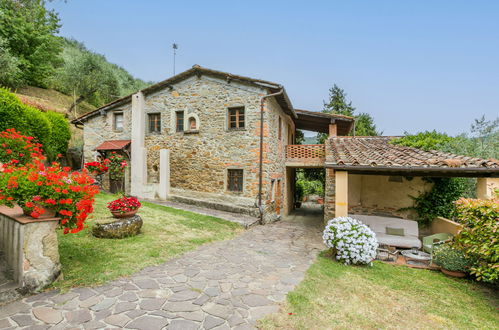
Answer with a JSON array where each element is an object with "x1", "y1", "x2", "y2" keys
[
  {"x1": 130, "y1": 91, "x2": 147, "y2": 197},
  {"x1": 329, "y1": 121, "x2": 337, "y2": 137},
  {"x1": 476, "y1": 178, "x2": 499, "y2": 199},
  {"x1": 158, "y1": 149, "x2": 170, "y2": 199},
  {"x1": 335, "y1": 170, "x2": 348, "y2": 217}
]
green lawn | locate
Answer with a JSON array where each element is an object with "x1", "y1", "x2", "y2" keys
[
  {"x1": 260, "y1": 252, "x2": 499, "y2": 330},
  {"x1": 52, "y1": 192, "x2": 242, "y2": 291}
]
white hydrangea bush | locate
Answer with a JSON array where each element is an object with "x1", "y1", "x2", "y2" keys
[{"x1": 323, "y1": 217, "x2": 378, "y2": 265}]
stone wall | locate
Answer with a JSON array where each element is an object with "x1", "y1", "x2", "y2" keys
[
  {"x1": 0, "y1": 206, "x2": 61, "y2": 293},
  {"x1": 323, "y1": 171, "x2": 433, "y2": 221},
  {"x1": 82, "y1": 75, "x2": 292, "y2": 216}
]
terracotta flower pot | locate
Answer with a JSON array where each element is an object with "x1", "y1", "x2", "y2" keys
[
  {"x1": 111, "y1": 209, "x2": 138, "y2": 218},
  {"x1": 441, "y1": 268, "x2": 466, "y2": 278},
  {"x1": 317, "y1": 198, "x2": 324, "y2": 205}
]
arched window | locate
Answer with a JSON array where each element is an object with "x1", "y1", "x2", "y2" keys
[{"x1": 189, "y1": 117, "x2": 197, "y2": 130}]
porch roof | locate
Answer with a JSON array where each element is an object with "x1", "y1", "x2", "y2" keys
[
  {"x1": 95, "y1": 140, "x2": 131, "y2": 151},
  {"x1": 294, "y1": 109, "x2": 354, "y2": 135},
  {"x1": 325, "y1": 136, "x2": 499, "y2": 177}
]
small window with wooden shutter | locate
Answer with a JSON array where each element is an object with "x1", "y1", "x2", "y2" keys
[
  {"x1": 227, "y1": 169, "x2": 243, "y2": 192},
  {"x1": 176, "y1": 111, "x2": 184, "y2": 132},
  {"x1": 148, "y1": 113, "x2": 161, "y2": 133},
  {"x1": 228, "y1": 107, "x2": 245, "y2": 130}
]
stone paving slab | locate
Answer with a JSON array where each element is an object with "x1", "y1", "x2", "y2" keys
[{"x1": 0, "y1": 219, "x2": 322, "y2": 329}]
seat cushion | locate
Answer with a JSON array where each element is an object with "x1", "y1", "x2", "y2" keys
[{"x1": 375, "y1": 233, "x2": 422, "y2": 249}]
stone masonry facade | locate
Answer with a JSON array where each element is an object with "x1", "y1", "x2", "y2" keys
[{"x1": 82, "y1": 74, "x2": 294, "y2": 218}]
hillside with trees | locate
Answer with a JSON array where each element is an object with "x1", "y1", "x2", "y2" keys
[{"x1": 0, "y1": 0, "x2": 151, "y2": 116}]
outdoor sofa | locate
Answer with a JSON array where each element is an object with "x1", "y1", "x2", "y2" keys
[{"x1": 350, "y1": 214, "x2": 422, "y2": 249}]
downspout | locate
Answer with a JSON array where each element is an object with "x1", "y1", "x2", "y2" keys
[{"x1": 258, "y1": 87, "x2": 284, "y2": 224}]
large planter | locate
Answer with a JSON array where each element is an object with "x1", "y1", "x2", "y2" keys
[
  {"x1": 92, "y1": 215, "x2": 143, "y2": 239},
  {"x1": 111, "y1": 209, "x2": 138, "y2": 218},
  {"x1": 109, "y1": 178, "x2": 124, "y2": 193},
  {"x1": 441, "y1": 268, "x2": 466, "y2": 278}
]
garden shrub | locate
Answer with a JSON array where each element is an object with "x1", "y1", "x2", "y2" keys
[
  {"x1": 453, "y1": 198, "x2": 499, "y2": 283},
  {"x1": 0, "y1": 89, "x2": 70, "y2": 158},
  {"x1": 433, "y1": 244, "x2": 471, "y2": 273},
  {"x1": 23, "y1": 104, "x2": 51, "y2": 146},
  {"x1": 0, "y1": 88, "x2": 28, "y2": 133},
  {"x1": 44, "y1": 111, "x2": 71, "y2": 161},
  {"x1": 323, "y1": 217, "x2": 378, "y2": 265}
]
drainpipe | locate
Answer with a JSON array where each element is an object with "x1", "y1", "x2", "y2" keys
[{"x1": 258, "y1": 87, "x2": 284, "y2": 224}]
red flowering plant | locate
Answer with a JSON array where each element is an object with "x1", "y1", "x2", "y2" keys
[
  {"x1": 0, "y1": 129, "x2": 99, "y2": 234},
  {"x1": 107, "y1": 152, "x2": 128, "y2": 180},
  {"x1": 107, "y1": 196, "x2": 141, "y2": 214},
  {"x1": 0, "y1": 158, "x2": 99, "y2": 233},
  {"x1": 84, "y1": 159, "x2": 110, "y2": 176},
  {"x1": 0, "y1": 128, "x2": 44, "y2": 167}
]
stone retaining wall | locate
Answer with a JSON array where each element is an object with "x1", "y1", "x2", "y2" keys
[{"x1": 0, "y1": 206, "x2": 61, "y2": 293}]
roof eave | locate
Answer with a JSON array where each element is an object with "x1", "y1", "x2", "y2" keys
[{"x1": 325, "y1": 164, "x2": 499, "y2": 178}]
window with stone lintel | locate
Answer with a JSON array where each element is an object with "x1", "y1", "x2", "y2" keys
[{"x1": 228, "y1": 107, "x2": 245, "y2": 130}]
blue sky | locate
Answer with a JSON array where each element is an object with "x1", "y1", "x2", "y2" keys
[{"x1": 48, "y1": 0, "x2": 499, "y2": 136}]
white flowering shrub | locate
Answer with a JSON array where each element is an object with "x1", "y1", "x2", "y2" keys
[{"x1": 323, "y1": 217, "x2": 378, "y2": 265}]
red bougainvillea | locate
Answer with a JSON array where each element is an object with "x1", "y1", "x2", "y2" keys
[
  {"x1": 0, "y1": 129, "x2": 99, "y2": 234},
  {"x1": 107, "y1": 196, "x2": 141, "y2": 213}
]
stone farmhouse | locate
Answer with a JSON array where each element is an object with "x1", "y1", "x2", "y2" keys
[{"x1": 73, "y1": 65, "x2": 499, "y2": 223}]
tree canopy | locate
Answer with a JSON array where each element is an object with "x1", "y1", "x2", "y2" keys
[{"x1": 317, "y1": 84, "x2": 380, "y2": 143}]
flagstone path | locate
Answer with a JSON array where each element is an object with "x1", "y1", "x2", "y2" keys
[{"x1": 0, "y1": 216, "x2": 323, "y2": 329}]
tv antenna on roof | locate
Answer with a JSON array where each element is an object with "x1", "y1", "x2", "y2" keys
[{"x1": 172, "y1": 43, "x2": 178, "y2": 75}]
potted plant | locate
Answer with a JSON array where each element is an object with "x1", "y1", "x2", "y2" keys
[
  {"x1": 107, "y1": 196, "x2": 141, "y2": 218},
  {"x1": 433, "y1": 244, "x2": 470, "y2": 278},
  {"x1": 107, "y1": 152, "x2": 127, "y2": 193}
]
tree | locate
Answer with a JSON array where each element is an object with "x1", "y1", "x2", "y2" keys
[
  {"x1": 0, "y1": 0, "x2": 63, "y2": 88},
  {"x1": 0, "y1": 36, "x2": 22, "y2": 87},
  {"x1": 317, "y1": 84, "x2": 379, "y2": 143}
]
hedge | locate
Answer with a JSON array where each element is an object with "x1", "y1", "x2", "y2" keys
[
  {"x1": 0, "y1": 88, "x2": 70, "y2": 159},
  {"x1": 45, "y1": 111, "x2": 71, "y2": 161}
]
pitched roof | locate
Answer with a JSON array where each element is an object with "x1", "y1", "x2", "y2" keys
[
  {"x1": 294, "y1": 109, "x2": 354, "y2": 135},
  {"x1": 72, "y1": 65, "x2": 296, "y2": 124},
  {"x1": 326, "y1": 136, "x2": 499, "y2": 177},
  {"x1": 95, "y1": 140, "x2": 131, "y2": 151}
]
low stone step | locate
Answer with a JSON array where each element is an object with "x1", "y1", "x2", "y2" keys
[{"x1": 169, "y1": 195, "x2": 260, "y2": 218}]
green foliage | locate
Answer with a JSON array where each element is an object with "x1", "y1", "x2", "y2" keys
[
  {"x1": 0, "y1": 87, "x2": 28, "y2": 131},
  {"x1": 0, "y1": 88, "x2": 70, "y2": 155},
  {"x1": 44, "y1": 111, "x2": 71, "y2": 161},
  {"x1": 0, "y1": 36, "x2": 22, "y2": 87},
  {"x1": 296, "y1": 170, "x2": 324, "y2": 198},
  {"x1": 318, "y1": 84, "x2": 379, "y2": 143},
  {"x1": 0, "y1": 0, "x2": 62, "y2": 88},
  {"x1": 411, "y1": 177, "x2": 466, "y2": 225},
  {"x1": 295, "y1": 129, "x2": 305, "y2": 144},
  {"x1": 453, "y1": 198, "x2": 499, "y2": 284},
  {"x1": 433, "y1": 244, "x2": 471, "y2": 273},
  {"x1": 53, "y1": 38, "x2": 150, "y2": 107},
  {"x1": 107, "y1": 152, "x2": 128, "y2": 180},
  {"x1": 23, "y1": 104, "x2": 51, "y2": 146},
  {"x1": 391, "y1": 130, "x2": 455, "y2": 151}
]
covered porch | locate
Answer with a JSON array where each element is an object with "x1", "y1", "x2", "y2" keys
[{"x1": 324, "y1": 136, "x2": 499, "y2": 221}]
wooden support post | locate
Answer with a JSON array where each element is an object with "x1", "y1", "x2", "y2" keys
[
  {"x1": 329, "y1": 122, "x2": 337, "y2": 137},
  {"x1": 335, "y1": 170, "x2": 348, "y2": 217}
]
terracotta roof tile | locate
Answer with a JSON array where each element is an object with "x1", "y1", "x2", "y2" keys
[
  {"x1": 95, "y1": 140, "x2": 131, "y2": 151},
  {"x1": 326, "y1": 136, "x2": 499, "y2": 170}
]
